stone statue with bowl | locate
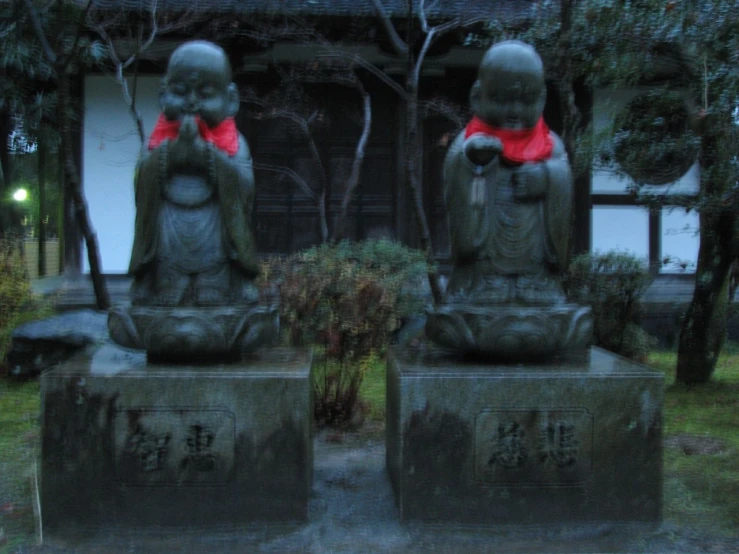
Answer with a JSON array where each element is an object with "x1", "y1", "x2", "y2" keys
[{"x1": 426, "y1": 40, "x2": 592, "y2": 360}]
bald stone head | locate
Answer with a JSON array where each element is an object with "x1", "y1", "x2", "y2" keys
[
  {"x1": 161, "y1": 40, "x2": 239, "y2": 128},
  {"x1": 470, "y1": 40, "x2": 547, "y2": 130}
]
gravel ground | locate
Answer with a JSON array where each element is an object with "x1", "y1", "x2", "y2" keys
[{"x1": 9, "y1": 430, "x2": 739, "y2": 554}]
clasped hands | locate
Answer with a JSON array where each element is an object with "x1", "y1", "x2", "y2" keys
[
  {"x1": 167, "y1": 115, "x2": 210, "y2": 170},
  {"x1": 464, "y1": 135, "x2": 548, "y2": 201}
]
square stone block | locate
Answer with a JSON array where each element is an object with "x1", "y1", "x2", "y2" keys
[
  {"x1": 41, "y1": 345, "x2": 313, "y2": 532},
  {"x1": 386, "y1": 347, "x2": 663, "y2": 524}
]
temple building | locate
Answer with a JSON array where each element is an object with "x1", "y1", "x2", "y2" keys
[{"x1": 14, "y1": 0, "x2": 701, "y2": 287}]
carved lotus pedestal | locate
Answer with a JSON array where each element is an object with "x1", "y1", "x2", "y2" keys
[
  {"x1": 108, "y1": 304, "x2": 278, "y2": 361},
  {"x1": 425, "y1": 304, "x2": 593, "y2": 361}
]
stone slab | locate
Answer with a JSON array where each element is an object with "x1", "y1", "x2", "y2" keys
[
  {"x1": 386, "y1": 347, "x2": 663, "y2": 524},
  {"x1": 41, "y1": 345, "x2": 313, "y2": 533}
]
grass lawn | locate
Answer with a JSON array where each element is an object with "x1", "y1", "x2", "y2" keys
[
  {"x1": 358, "y1": 353, "x2": 386, "y2": 423},
  {"x1": 1, "y1": 346, "x2": 738, "y2": 550},
  {"x1": 646, "y1": 344, "x2": 739, "y2": 537},
  {"x1": 0, "y1": 380, "x2": 41, "y2": 553}
]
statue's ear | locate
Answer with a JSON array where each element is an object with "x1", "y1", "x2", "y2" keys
[
  {"x1": 227, "y1": 83, "x2": 240, "y2": 118},
  {"x1": 469, "y1": 80, "x2": 482, "y2": 114}
]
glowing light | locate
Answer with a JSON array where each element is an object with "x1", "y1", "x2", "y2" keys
[{"x1": 12, "y1": 188, "x2": 28, "y2": 202}]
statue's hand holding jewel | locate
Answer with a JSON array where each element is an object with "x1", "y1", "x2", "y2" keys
[
  {"x1": 464, "y1": 135, "x2": 503, "y2": 166},
  {"x1": 512, "y1": 163, "x2": 548, "y2": 201}
]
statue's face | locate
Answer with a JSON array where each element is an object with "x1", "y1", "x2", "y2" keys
[
  {"x1": 161, "y1": 47, "x2": 237, "y2": 128},
  {"x1": 474, "y1": 67, "x2": 546, "y2": 130},
  {"x1": 471, "y1": 43, "x2": 546, "y2": 130}
]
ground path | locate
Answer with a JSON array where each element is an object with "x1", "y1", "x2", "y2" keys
[{"x1": 13, "y1": 427, "x2": 739, "y2": 554}]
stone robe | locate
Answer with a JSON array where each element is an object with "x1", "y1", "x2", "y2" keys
[
  {"x1": 128, "y1": 134, "x2": 259, "y2": 285},
  {"x1": 443, "y1": 130, "x2": 572, "y2": 304}
]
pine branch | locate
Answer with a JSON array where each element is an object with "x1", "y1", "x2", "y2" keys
[{"x1": 21, "y1": 0, "x2": 56, "y2": 65}]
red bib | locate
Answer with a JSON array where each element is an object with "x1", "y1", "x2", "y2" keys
[
  {"x1": 147, "y1": 114, "x2": 239, "y2": 156},
  {"x1": 464, "y1": 116, "x2": 553, "y2": 164}
]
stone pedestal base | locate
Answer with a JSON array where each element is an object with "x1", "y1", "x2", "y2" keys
[
  {"x1": 386, "y1": 347, "x2": 663, "y2": 523},
  {"x1": 41, "y1": 345, "x2": 313, "y2": 533}
]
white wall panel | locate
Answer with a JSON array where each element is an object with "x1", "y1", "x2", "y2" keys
[
  {"x1": 82, "y1": 74, "x2": 161, "y2": 273},
  {"x1": 660, "y1": 208, "x2": 699, "y2": 273},
  {"x1": 591, "y1": 206, "x2": 649, "y2": 259}
]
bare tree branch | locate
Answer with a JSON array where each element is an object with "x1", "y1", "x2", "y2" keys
[
  {"x1": 125, "y1": 0, "x2": 158, "y2": 69},
  {"x1": 413, "y1": 27, "x2": 437, "y2": 86},
  {"x1": 332, "y1": 78, "x2": 371, "y2": 242},
  {"x1": 252, "y1": 162, "x2": 318, "y2": 201},
  {"x1": 88, "y1": 3, "x2": 205, "y2": 144},
  {"x1": 88, "y1": 10, "x2": 148, "y2": 143},
  {"x1": 242, "y1": 91, "x2": 315, "y2": 131},
  {"x1": 370, "y1": 0, "x2": 409, "y2": 56},
  {"x1": 243, "y1": 82, "x2": 330, "y2": 238},
  {"x1": 420, "y1": 97, "x2": 468, "y2": 130},
  {"x1": 305, "y1": 131, "x2": 330, "y2": 242},
  {"x1": 419, "y1": 0, "x2": 443, "y2": 34},
  {"x1": 317, "y1": 51, "x2": 406, "y2": 98},
  {"x1": 440, "y1": 14, "x2": 490, "y2": 35}
]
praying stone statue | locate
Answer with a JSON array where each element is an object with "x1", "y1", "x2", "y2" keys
[
  {"x1": 108, "y1": 41, "x2": 277, "y2": 361},
  {"x1": 426, "y1": 41, "x2": 591, "y2": 360}
]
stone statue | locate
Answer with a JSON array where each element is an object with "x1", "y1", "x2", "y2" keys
[
  {"x1": 130, "y1": 40, "x2": 258, "y2": 306},
  {"x1": 426, "y1": 41, "x2": 591, "y2": 360},
  {"x1": 108, "y1": 41, "x2": 276, "y2": 360}
]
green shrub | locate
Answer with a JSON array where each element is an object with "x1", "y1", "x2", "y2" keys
[
  {"x1": 564, "y1": 250, "x2": 656, "y2": 361},
  {"x1": 0, "y1": 238, "x2": 53, "y2": 375},
  {"x1": 262, "y1": 239, "x2": 429, "y2": 427}
]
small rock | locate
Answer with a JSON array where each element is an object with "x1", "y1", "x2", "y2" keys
[
  {"x1": 7, "y1": 309, "x2": 109, "y2": 378},
  {"x1": 664, "y1": 434, "x2": 729, "y2": 455}
]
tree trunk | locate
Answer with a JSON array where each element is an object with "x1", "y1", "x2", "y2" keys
[
  {"x1": 305, "y1": 130, "x2": 330, "y2": 243},
  {"x1": 676, "y1": 208, "x2": 734, "y2": 383},
  {"x1": 38, "y1": 129, "x2": 46, "y2": 277},
  {"x1": 57, "y1": 70, "x2": 111, "y2": 309},
  {"x1": 332, "y1": 82, "x2": 371, "y2": 243},
  {"x1": 0, "y1": 108, "x2": 13, "y2": 235},
  {"x1": 676, "y1": 112, "x2": 735, "y2": 384},
  {"x1": 405, "y1": 85, "x2": 443, "y2": 305}
]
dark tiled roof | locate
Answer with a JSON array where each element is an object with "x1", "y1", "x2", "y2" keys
[{"x1": 86, "y1": 0, "x2": 533, "y2": 18}]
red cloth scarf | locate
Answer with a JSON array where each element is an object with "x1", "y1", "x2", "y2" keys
[
  {"x1": 464, "y1": 116, "x2": 553, "y2": 164},
  {"x1": 147, "y1": 114, "x2": 239, "y2": 156}
]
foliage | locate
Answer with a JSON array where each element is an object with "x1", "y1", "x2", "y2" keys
[
  {"x1": 262, "y1": 238, "x2": 429, "y2": 427},
  {"x1": 606, "y1": 89, "x2": 701, "y2": 188},
  {"x1": 564, "y1": 250, "x2": 656, "y2": 361},
  {"x1": 0, "y1": 237, "x2": 52, "y2": 375}
]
